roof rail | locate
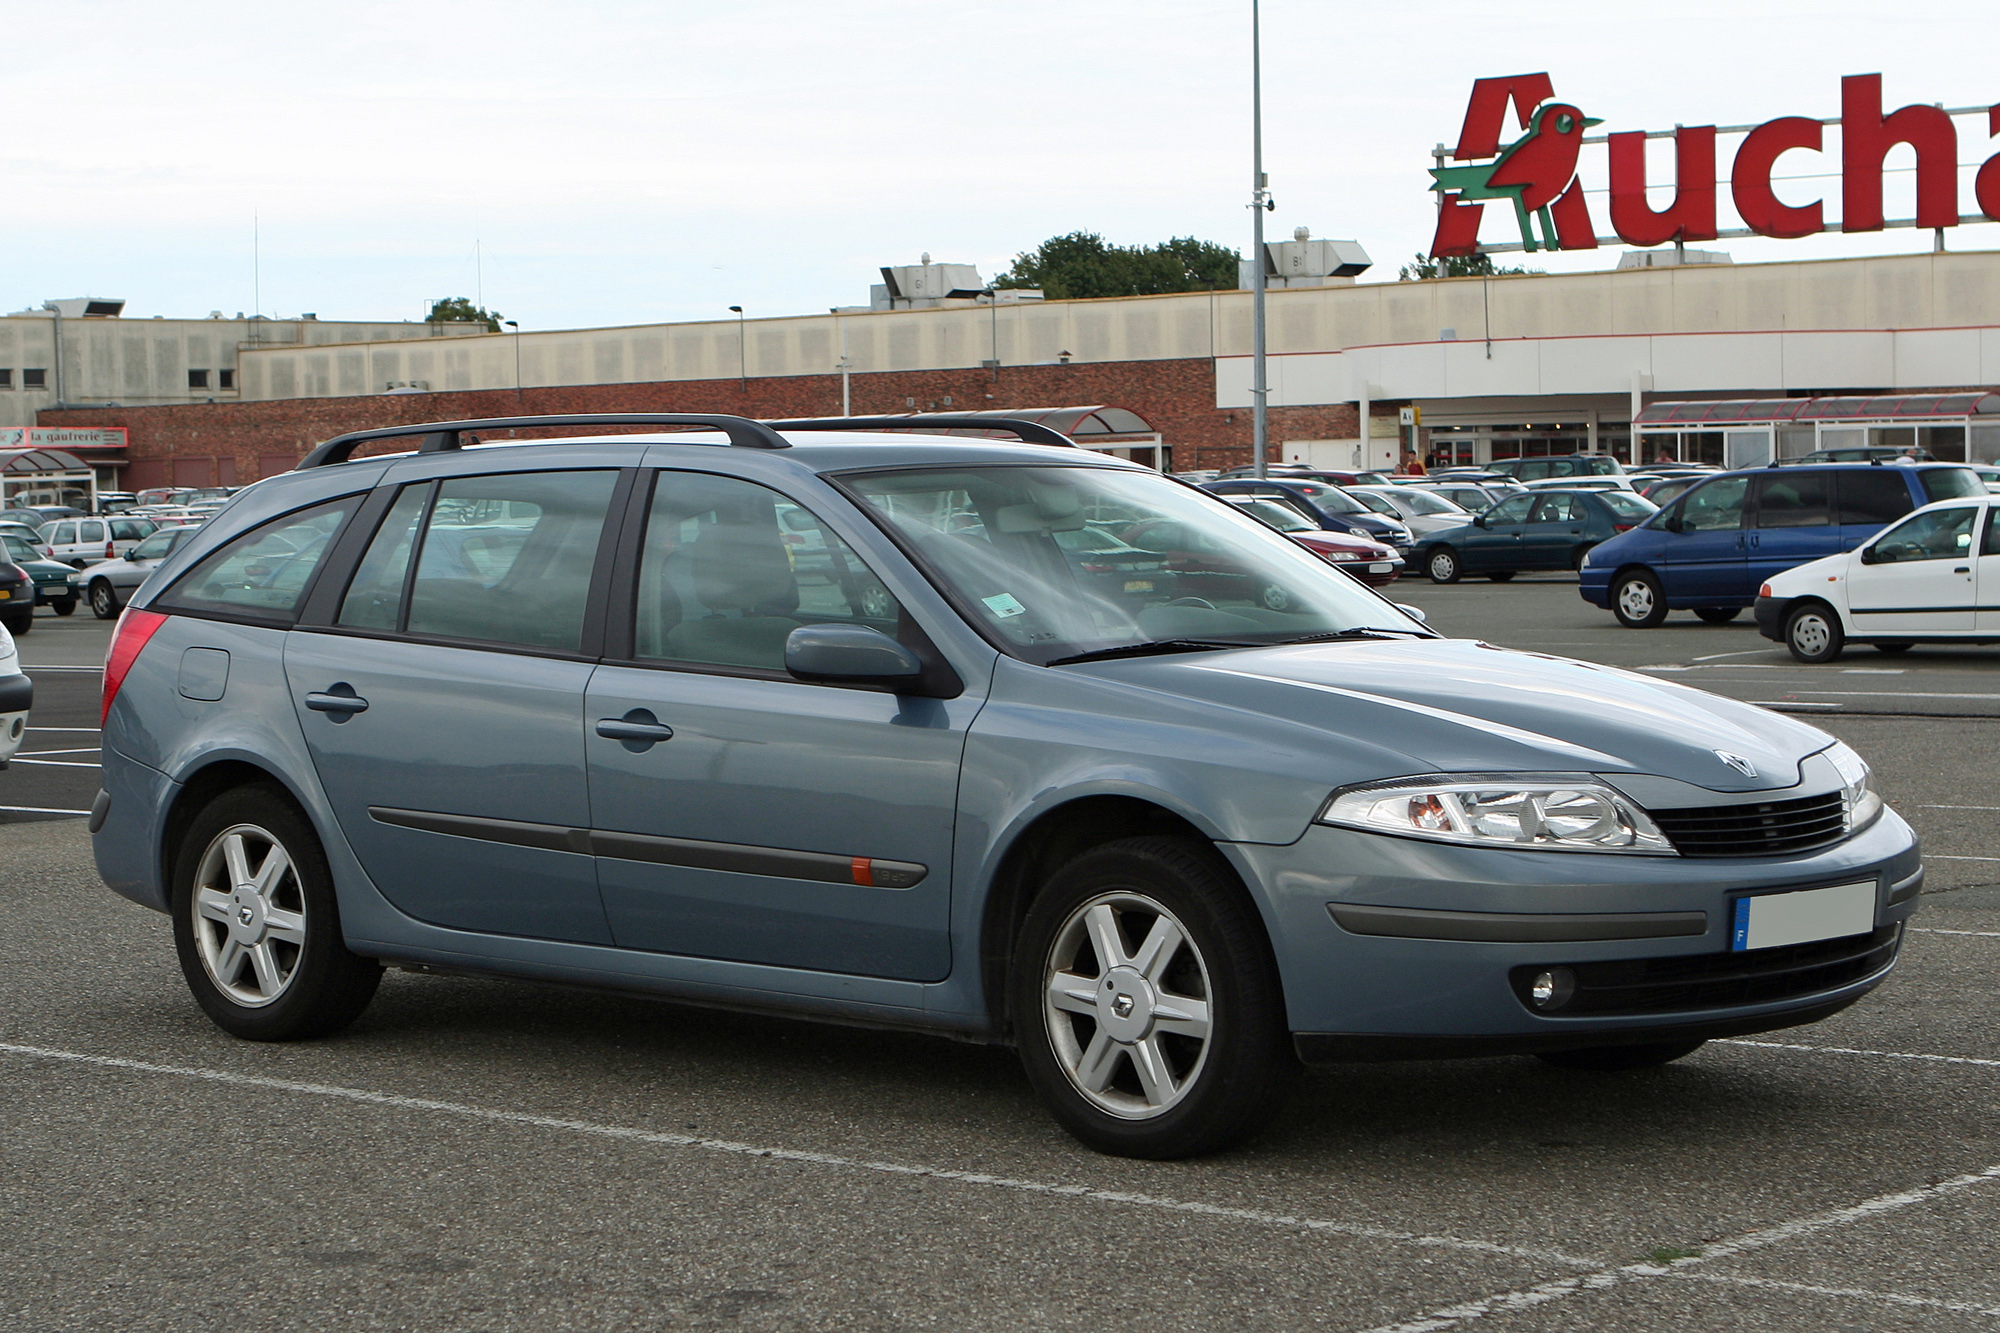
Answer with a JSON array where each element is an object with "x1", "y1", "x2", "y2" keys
[
  {"x1": 295, "y1": 413, "x2": 790, "y2": 469},
  {"x1": 765, "y1": 414, "x2": 1078, "y2": 449}
]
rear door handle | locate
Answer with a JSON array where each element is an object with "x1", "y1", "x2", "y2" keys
[
  {"x1": 597, "y1": 710, "x2": 675, "y2": 751},
  {"x1": 304, "y1": 684, "x2": 369, "y2": 721}
]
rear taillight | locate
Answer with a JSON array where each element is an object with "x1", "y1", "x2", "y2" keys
[
  {"x1": 105, "y1": 541, "x2": 116, "y2": 559},
  {"x1": 102, "y1": 608, "x2": 169, "y2": 726},
  {"x1": 1612, "y1": 522, "x2": 1635, "y2": 532}
]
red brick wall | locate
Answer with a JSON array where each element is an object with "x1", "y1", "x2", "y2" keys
[{"x1": 41, "y1": 360, "x2": 1360, "y2": 476}]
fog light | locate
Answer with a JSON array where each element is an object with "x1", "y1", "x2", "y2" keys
[{"x1": 1529, "y1": 967, "x2": 1576, "y2": 1011}]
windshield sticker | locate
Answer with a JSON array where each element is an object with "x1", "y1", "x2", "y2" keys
[{"x1": 981, "y1": 592, "x2": 1028, "y2": 619}]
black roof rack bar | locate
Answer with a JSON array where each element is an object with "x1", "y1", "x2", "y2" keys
[
  {"x1": 296, "y1": 413, "x2": 790, "y2": 469},
  {"x1": 765, "y1": 415, "x2": 1078, "y2": 448}
]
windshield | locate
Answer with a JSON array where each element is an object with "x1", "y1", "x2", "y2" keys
[
  {"x1": 844, "y1": 465, "x2": 1423, "y2": 665},
  {"x1": 1921, "y1": 468, "x2": 1986, "y2": 502},
  {"x1": 1298, "y1": 485, "x2": 1366, "y2": 515},
  {"x1": 1347, "y1": 490, "x2": 1400, "y2": 517},
  {"x1": 1228, "y1": 498, "x2": 1317, "y2": 533},
  {"x1": 2, "y1": 536, "x2": 39, "y2": 562}
]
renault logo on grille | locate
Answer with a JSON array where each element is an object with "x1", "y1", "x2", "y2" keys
[{"x1": 1715, "y1": 751, "x2": 1758, "y2": 778}]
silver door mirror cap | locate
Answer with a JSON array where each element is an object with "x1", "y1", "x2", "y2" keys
[{"x1": 785, "y1": 623, "x2": 923, "y2": 689}]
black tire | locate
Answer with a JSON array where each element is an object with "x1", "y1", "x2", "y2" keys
[
  {"x1": 1536, "y1": 1039, "x2": 1705, "y2": 1072},
  {"x1": 1012, "y1": 836, "x2": 1297, "y2": 1159},
  {"x1": 1, "y1": 608, "x2": 31, "y2": 634},
  {"x1": 88, "y1": 579, "x2": 120, "y2": 620},
  {"x1": 1424, "y1": 546, "x2": 1462, "y2": 584},
  {"x1": 1872, "y1": 641, "x2": 1914, "y2": 654},
  {"x1": 1784, "y1": 602, "x2": 1844, "y2": 664},
  {"x1": 1486, "y1": 571, "x2": 1517, "y2": 582},
  {"x1": 1610, "y1": 569, "x2": 1668, "y2": 628},
  {"x1": 171, "y1": 784, "x2": 382, "y2": 1041},
  {"x1": 1693, "y1": 606, "x2": 1741, "y2": 624},
  {"x1": 50, "y1": 596, "x2": 76, "y2": 616}
]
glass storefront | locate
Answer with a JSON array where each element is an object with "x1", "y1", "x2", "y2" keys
[{"x1": 1423, "y1": 421, "x2": 1631, "y2": 468}]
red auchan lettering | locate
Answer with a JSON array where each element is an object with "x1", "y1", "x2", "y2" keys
[{"x1": 1431, "y1": 73, "x2": 2000, "y2": 257}]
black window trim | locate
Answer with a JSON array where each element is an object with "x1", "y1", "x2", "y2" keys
[{"x1": 151, "y1": 491, "x2": 371, "y2": 629}]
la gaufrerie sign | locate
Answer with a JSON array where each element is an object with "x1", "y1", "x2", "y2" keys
[{"x1": 1429, "y1": 73, "x2": 2000, "y2": 256}]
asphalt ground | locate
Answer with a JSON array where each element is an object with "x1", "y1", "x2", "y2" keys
[{"x1": 3, "y1": 574, "x2": 1997, "y2": 1331}]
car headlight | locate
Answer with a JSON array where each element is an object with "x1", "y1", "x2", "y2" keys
[
  {"x1": 1823, "y1": 742, "x2": 1883, "y2": 832},
  {"x1": 1318, "y1": 774, "x2": 1675, "y2": 854}
]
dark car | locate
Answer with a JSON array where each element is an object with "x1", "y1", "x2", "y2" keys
[
  {"x1": 1420, "y1": 488, "x2": 1659, "y2": 583},
  {"x1": 1, "y1": 534, "x2": 80, "y2": 615},
  {"x1": 1578, "y1": 463, "x2": 1986, "y2": 627},
  {"x1": 1484, "y1": 454, "x2": 1624, "y2": 481},
  {"x1": 1218, "y1": 496, "x2": 1403, "y2": 586},
  {"x1": 1051, "y1": 521, "x2": 1177, "y2": 603},
  {"x1": 0, "y1": 558, "x2": 34, "y2": 633},
  {"x1": 1202, "y1": 478, "x2": 1412, "y2": 548}
]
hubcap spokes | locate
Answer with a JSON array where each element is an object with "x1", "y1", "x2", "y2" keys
[
  {"x1": 1620, "y1": 583, "x2": 1652, "y2": 617},
  {"x1": 1044, "y1": 893, "x2": 1211, "y2": 1119},
  {"x1": 193, "y1": 824, "x2": 305, "y2": 1007}
]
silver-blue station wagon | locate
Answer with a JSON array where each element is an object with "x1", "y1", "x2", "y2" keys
[{"x1": 92, "y1": 414, "x2": 1921, "y2": 1157}]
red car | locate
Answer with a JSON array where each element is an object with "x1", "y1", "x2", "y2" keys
[{"x1": 1218, "y1": 495, "x2": 1403, "y2": 586}]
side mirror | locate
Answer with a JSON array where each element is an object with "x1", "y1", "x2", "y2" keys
[
  {"x1": 1472, "y1": 515, "x2": 1488, "y2": 528},
  {"x1": 1662, "y1": 514, "x2": 1683, "y2": 533},
  {"x1": 1859, "y1": 545, "x2": 1890, "y2": 565},
  {"x1": 1394, "y1": 603, "x2": 1428, "y2": 624},
  {"x1": 786, "y1": 624, "x2": 924, "y2": 690}
]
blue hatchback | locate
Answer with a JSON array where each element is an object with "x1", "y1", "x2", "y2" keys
[
  {"x1": 92, "y1": 414, "x2": 1921, "y2": 1158},
  {"x1": 1579, "y1": 463, "x2": 1987, "y2": 627}
]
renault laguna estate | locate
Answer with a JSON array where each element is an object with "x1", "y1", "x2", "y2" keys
[{"x1": 91, "y1": 414, "x2": 1921, "y2": 1158}]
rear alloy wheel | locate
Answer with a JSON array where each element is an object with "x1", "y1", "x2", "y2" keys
[
  {"x1": 1424, "y1": 547, "x2": 1462, "y2": 584},
  {"x1": 1693, "y1": 606, "x2": 1740, "y2": 624},
  {"x1": 1537, "y1": 1039, "x2": 1705, "y2": 1072},
  {"x1": 1611, "y1": 570, "x2": 1668, "y2": 628},
  {"x1": 172, "y1": 785, "x2": 382, "y2": 1041},
  {"x1": 89, "y1": 580, "x2": 120, "y2": 619},
  {"x1": 1013, "y1": 837, "x2": 1296, "y2": 1159},
  {"x1": 1784, "y1": 602, "x2": 1844, "y2": 664}
]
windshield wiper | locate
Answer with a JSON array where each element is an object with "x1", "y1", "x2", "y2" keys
[
  {"x1": 1044, "y1": 638, "x2": 1265, "y2": 666},
  {"x1": 1274, "y1": 627, "x2": 1432, "y2": 645}
]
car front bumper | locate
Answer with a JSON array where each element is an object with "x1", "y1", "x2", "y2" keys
[
  {"x1": 1753, "y1": 595, "x2": 1791, "y2": 642},
  {"x1": 1227, "y1": 806, "x2": 1921, "y2": 1059}
]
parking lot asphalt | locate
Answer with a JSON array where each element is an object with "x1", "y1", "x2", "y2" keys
[{"x1": 3, "y1": 573, "x2": 1996, "y2": 1330}]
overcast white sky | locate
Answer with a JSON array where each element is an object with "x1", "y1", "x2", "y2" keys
[{"x1": 7, "y1": 0, "x2": 1998, "y2": 330}]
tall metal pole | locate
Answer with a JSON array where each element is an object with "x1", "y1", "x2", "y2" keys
[
  {"x1": 729, "y1": 305, "x2": 746, "y2": 391},
  {"x1": 1249, "y1": 0, "x2": 1270, "y2": 478}
]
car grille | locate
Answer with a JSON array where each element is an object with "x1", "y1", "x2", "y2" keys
[
  {"x1": 1650, "y1": 791, "x2": 1847, "y2": 857},
  {"x1": 1509, "y1": 924, "x2": 1899, "y2": 1017}
]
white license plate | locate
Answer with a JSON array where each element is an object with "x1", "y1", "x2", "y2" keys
[
  {"x1": 1368, "y1": 562, "x2": 1392, "y2": 573},
  {"x1": 1731, "y1": 880, "x2": 1876, "y2": 951}
]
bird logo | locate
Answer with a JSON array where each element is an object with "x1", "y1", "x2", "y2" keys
[{"x1": 1431, "y1": 100, "x2": 1601, "y2": 252}]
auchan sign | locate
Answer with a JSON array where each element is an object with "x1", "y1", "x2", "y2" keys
[{"x1": 1429, "y1": 73, "x2": 2000, "y2": 256}]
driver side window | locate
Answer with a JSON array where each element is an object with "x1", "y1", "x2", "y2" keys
[
  {"x1": 1876, "y1": 508, "x2": 1976, "y2": 562},
  {"x1": 1680, "y1": 477, "x2": 1749, "y2": 532},
  {"x1": 1487, "y1": 496, "x2": 1535, "y2": 524}
]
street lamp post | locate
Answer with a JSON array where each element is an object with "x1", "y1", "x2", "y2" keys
[
  {"x1": 503, "y1": 320, "x2": 521, "y2": 401},
  {"x1": 831, "y1": 308, "x2": 852, "y2": 417},
  {"x1": 729, "y1": 305, "x2": 746, "y2": 391},
  {"x1": 1249, "y1": 0, "x2": 1273, "y2": 479}
]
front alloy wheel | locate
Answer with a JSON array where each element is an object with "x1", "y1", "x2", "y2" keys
[
  {"x1": 1043, "y1": 892, "x2": 1213, "y2": 1119},
  {"x1": 1013, "y1": 837, "x2": 1296, "y2": 1158}
]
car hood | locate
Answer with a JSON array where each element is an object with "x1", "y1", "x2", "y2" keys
[{"x1": 1086, "y1": 637, "x2": 1832, "y2": 792}]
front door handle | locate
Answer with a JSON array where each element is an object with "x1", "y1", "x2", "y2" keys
[
  {"x1": 304, "y1": 684, "x2": 369, "y2": 722},
  {"x1": 597, "y1": 710, "x2": 675, "y2": 752}
]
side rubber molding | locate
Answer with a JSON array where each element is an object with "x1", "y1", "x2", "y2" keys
[{"x1": 1330, "y1": 903, "x2": 1707, "y2": 943}]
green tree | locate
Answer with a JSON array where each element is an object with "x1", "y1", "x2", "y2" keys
[
  {"x1": 995, "y1": 232, "x2": 1240, "y2": 299},
  {"x1": 1396, "y1": 252, "x2": 1531, "y2": 281},
  {"x1": 428, "y1": 296, "x2": 504, "y2": 330}
]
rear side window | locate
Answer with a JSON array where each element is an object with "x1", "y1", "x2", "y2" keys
[
  {"x1": 1833, "y1": 471, "x2": 1912, "y2": 524},
  {"x1": 1921, "y1": 468, "x2": 1986, "y2": 503},
  {"x1": 154, "y1": 498, "x2": 356, "y2": 621},
  {"x1": 1753, "y1": 471, "x2": 1831, "y2": 528},
  {"x1": 110, "y1": 519, "x2": 154, "y2": 541},
  {"x1": 345, "y1": 470, "x2": 618, "y2": 652},
  {"x1": 1530, "y1": 494, "x2": 1585, "y2": 523}
]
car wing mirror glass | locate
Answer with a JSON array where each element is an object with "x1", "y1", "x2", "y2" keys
[
  {"x1": 786, "y1": 624, "x2": 925, "y2": 691},
  {"x1": 1860, "y1": 545, "x2": 1890, "y2": 564}
]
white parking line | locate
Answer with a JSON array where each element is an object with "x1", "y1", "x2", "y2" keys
[
  {"x1": 1672, "y1": 1269, "x2": 2000, "y2": 1319},
  {"x1": 1355, "y1": 1165, "x2": 2000, "y2": 1333},
  {"x1": 26, "y1": 727, "x2": 102, "y2": 733},
  {"x1": 1932, "y1": 855, "x2": 2000, "y2": 863},
  {"x1": 0, "y1": 1041, "x2": 1602, "y2": 1270},
  {"x1": 1791, "y1": 690, "x2": 2000, "y2": 700},
  {"x1": 17, "y1": 747, "x2": 101, "y2": 756},
  {"x1": 1719, "y1": 1039, "x2": 2000, "y2": 1070},
  {"x1": 1911, "y1": 928, "x2": 2000, "y2": 939},
  {"x1": 1919, "y1": 804, "x2": 2000, "y2": 811},
  {"x1": 8, "y1": 757, "x2": 100, "y2": 768},
  {"x1": 0, "y1": 805, "x2": 92, "y2": 815}
]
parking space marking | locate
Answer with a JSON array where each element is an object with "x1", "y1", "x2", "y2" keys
[
  {"x1": 0, "y1": 805, "x2": 92, "y2": 815},
  {"x1": 1918, "y1": 804, "x2": 2000, "y2": 811},
  {"x1": 1792, "y1": 690, "x2": 2000, "y2": 700},
  {"x1": 1719, "y1": 1039, "x2": 2000, "y2": 1070},
  {"x1": 0, "y1": 1041, "x2": 1604, "y2": 1270},
  {"x1": 1931, "y1": 855, "x2": 2000, "y2": 863},
  {"x1": 1671, "y1": 1270, "x2": 2000, "y2": 1320},
  {"x1": 1355, "y1": 1164, "x2": 2000, "y2": 1333},
  {"x1": 20, "y1": 665, "x2": 103, "y2": 672},
  {"x1": 1911, "y1": 928, "x2": 2000, "y2": 939},
  {"x1": 8, "y1": 757, "x2": 100, "y2": 768},
  {"x1": 17, "y1": 747, "x2": 102, "y2": 756},
  {"x1": 25, "y1": 727, "x2": 102, "y2": 733}
]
